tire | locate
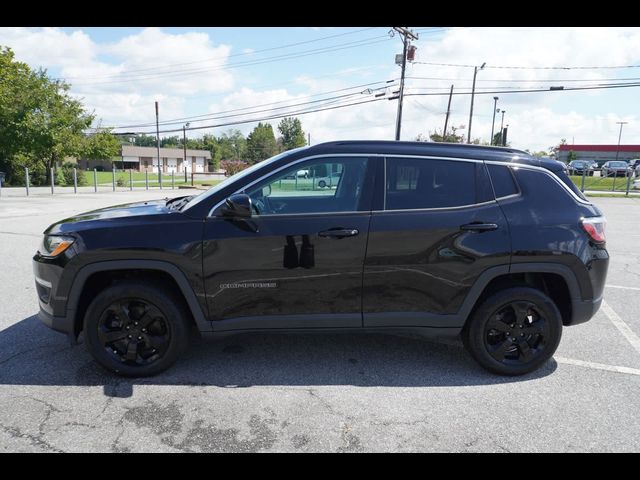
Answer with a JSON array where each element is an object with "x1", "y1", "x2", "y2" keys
[
  {"x1": 83, "y1": 280, "x2": 190, "y2": 377},
  {"x1": 318, "y1": 180, "x2": 327, "y2": 188},
  {"x1": 462, "y1": 287, "x2": 562, "y2": 376}
]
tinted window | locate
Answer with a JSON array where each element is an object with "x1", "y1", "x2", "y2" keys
[
  {"x1": 385, "y1": 158, "x2": 476, "y2": 210},
  {"x1": 487, "y1": 164, "x2": 519, "y2": 198},
  {"x1": 245, "y1": 157, "x2": 368, "y2": 215}
]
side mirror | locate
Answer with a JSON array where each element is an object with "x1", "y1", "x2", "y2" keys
[{"x1": 219, "y1": 193, "x2": 252, "y2": 218}]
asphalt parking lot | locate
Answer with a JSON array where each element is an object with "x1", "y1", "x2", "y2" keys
[{"x1": 1, "y1": 189, "x2": 639, "y2": 452}]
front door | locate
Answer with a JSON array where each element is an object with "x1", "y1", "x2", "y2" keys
[
  {"x1": 203, "y1": 156, "x2": 374, "y2": 331},
  {"x1": 363, "y1": 156, "x2": 511, "y2": 327}
]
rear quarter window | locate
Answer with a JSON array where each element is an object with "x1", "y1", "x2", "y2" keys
[{"x1": 487, "y1": 164, "x2": 519, "y2": 198}]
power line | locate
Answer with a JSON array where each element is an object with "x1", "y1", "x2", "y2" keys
[
  {"x1": 109, "y1": 80, "x2": 397, "y2": 129},
  {"x1": 413, "y1": 61, "x2": 640, "y2": 70},
  {"x1": 126, "y1": 96, "x2": 390, "y2": 135},
  {"x1": 59, "y1": 27, "x2": 380, "y2": 80},
  {"x1": 65, "y1": 36, "x2": 394, "y2": 86},
  {"x1": 406, "y1": 75, "x2": 640, "y2": 83},
  {"x1": 404, "y1": 82, "x2": 640, "y2": 97}
]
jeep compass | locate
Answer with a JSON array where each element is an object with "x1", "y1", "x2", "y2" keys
[{"x1": 33, "y1": 141, "x2": 609, "y2": 377}]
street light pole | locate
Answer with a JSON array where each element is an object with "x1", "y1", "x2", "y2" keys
[
  {"x1": 183, "y1": 122, "x2": 190, "y2": 179},
  {"x1": 490, "y1": 96, "x2": 499, "y2": 145},
  {"x1": 155, "y1": 101, "x2": 162, "y2": 189},
  {"x1": 615, "y1": 121, "x2": 628, "y2": 162},
  {"x1": 467, "y1": 62, "x2": 486, "y2": 143},
  {"x1": 499, "y1": 109, "x2": 506, "y2": 146}
]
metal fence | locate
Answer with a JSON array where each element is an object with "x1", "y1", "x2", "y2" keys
[
  {"x1": 572, "y1": 168, "x2": 638, "y2": 196},
  {"x1": 2, "y1": 167, "x2": 196, "y2": 197}
]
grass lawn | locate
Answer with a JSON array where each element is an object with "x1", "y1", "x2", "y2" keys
[
  {"x1": 568, "y1": 174, "x2": 636, "y2": 192},
  {"x1": 88, "y1": 171, "x2": 221, "y2": 189}
]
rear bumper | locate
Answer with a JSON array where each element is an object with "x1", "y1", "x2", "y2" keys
[{"x1": 569, "y1": 296, "x2": 603, "y2": 326}]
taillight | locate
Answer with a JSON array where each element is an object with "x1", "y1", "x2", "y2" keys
[{"x1": 581, "y1": 216, "x2": 606, "y2": 243}]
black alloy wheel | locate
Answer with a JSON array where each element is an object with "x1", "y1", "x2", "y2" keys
[
  {"x1": 84, "y1": 281, "x2": 189, "y2": 377},
  {"x1": 463, "y1": 287, "x2": 562, "y2": 376},
  {"x1": 97, "y1": 299, "x2": 171, "y2": 367},
  {"x1": 484, "y1": 301, "x2": 549, "y2": 365}
]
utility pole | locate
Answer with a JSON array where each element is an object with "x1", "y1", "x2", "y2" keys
[
  {"x1": 467, "y1": 62, "x2": 486, "y2": 143},
  {"x1": 183, "y1": 122, "x2": 190, "y2": 178},
  {"x1": 615, "y1": 121, "x2": 628, "y2": 162},
  {"x1": 308, "y1": 133, "x2": 311, "y2": 146},
  {"x1": 392, "y1": 27, "x2": 418, "y2": 141},
  {"x1": 155, "y1": 101, "x2": 162, "y2": 189},
  {"x1": 498, "y1": 109, "x2": 506, "y2": 146},
  {"x1": 442, "y1": 85, "x2": 454, "y2": 141},
  {"x1": 490, "y1": 96, "x2": 499, "y2": 145}
]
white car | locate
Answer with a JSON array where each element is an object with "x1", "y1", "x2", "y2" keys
[{"x1": 316, "y1": 171, "x2": 342, "y2": 188}]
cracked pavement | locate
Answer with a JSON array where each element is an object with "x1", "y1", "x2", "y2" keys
[{"x1": 1, "y1": 191, "x2": 639, "y2": 452}]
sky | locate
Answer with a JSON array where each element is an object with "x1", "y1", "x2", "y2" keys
[{"x1": 1, "y1": 26, "x2": 640, "y2": 153}]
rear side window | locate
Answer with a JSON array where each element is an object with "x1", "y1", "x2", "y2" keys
[
  {"x1": 487, "y1": 164, "x2": 519, "y2": 198},
  {"x1": 385, "y1": 158, "x2": 476, "y2": 210},
  {"x1": 554, "y1": 168, "x2": 588, "y2": 201}
]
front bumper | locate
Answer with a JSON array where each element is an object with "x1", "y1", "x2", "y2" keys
[
  {"x1": 33, "y1": 256, "x2": 75, "y2": 338},
  {"x1": 37, "y1": 307, "x2": 74, "y2": 335}
]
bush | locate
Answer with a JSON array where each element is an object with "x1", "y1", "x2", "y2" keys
[
  {"x1": 116, "y1": 176, "x2": 126, "y2": 187},
  {"x1": 55, "y1": 167, "x2": 66, "y2": 186},
  {"x1": 60, "y1": 162, "x2": 88, "y2": 186},
  {"x1": 220, "y1": 159, "x2": 249, "y2": 176}
]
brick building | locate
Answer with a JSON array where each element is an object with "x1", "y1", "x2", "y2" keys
[{"x1": 80, "y1": 145, "x2": 212, "y2": 173}]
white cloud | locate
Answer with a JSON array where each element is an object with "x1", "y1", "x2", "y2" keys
[
  {"x1": 0, "y1": 27, "x2": 235, "y2": 128},
  {"x1": 3, "y1": 27, "x2": 640, "y2": 150}
]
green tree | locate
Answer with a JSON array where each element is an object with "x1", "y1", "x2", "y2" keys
[
  {"x1": 567, "y1": 150, "x2": 578, "y2": 162},
  {"x1": 277, "y1": 117, "x2": 306, "y2": 151},
  {"x1": 0, "y1": 46, "x2": 94, "y2": 184},
  {"x1": 82, "y1": 130, "x2": 121, "y2": 166},
  {"x1": 422, "y1": 126, "x2": 465, "y2": 143},
  {"x1": 160, "y1": 136, "x2": 181, "y2": 147},
  {"x1": 132, "y1": 134, "x2": 158, "y2": 147},
  {"x1": 246, "y1": 123, "x2": 277, "y2": 164}
]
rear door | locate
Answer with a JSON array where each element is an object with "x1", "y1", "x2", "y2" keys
[{"x1": 363, "y1": 156, "x2": 511, "y2": 328}]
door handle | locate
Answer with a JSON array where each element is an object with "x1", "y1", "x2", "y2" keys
[
  {"x1": 460, "y1": 222, "x2": 498, "y2": 232},
  {"x1": 318, "y1": 228, "x2": 359, "y2": 239}
]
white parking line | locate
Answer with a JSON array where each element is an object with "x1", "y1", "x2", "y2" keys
[
  {"x1": 601, "y1": 301, "x2": 640, "y2": 355},
  {"x1": 555, "y1": 356, "x2": 640, "y2": 376},
  {"x1": 606, "y1": 284, "x2": 640, "y2": 292}
]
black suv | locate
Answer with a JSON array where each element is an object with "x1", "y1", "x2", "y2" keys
[{"x1": 33, "y1": 141, "x2": 609, "y2": 377}]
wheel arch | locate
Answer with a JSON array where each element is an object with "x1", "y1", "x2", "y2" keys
[
  {"x1": 460, "y1": 263, "x2": 583, "y2": 327},
  {"x1": 66, "y1": 260, "x2": 211, "y2": 338}
]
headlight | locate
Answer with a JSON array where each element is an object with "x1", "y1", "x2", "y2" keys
[{"x1": 39, "y1": 235, "x2": 75, "y2": 258}]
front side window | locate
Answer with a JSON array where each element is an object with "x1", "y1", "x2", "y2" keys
[
  {"x1": 245, "y1": 157, "x2": 368, "y2": 215},
  {"x1": 385, "y1": 157, "x2": 477, "y2": 210}
]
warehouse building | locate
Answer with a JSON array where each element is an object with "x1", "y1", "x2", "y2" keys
[
  {"x1": 81, "y1": 145, "x2": 212, "y2": 173},
  {"x1": 557, "y1": 144, "x2": 640, "y2": 163}
]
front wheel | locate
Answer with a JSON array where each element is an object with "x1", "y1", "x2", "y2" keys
[
  {"x1": 462, "y1": 287, "x2": 562, "y2": 376},
  {"x1": 318, "y1": 180, "x2": 327, "y2": 188},
  {"x1": 83, "y1": 280, "x2": 190, "y2": 377}
]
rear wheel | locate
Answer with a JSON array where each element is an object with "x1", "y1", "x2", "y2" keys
[
  {"x1": 462, "y1": 287, "x2": 562, "y2": 376},
  {"x1": 83, "y1": 280, "x2": 190, "y2": 377},
  {"x1": 318, "y1": 180, "x2": 327, "y2": 188}
]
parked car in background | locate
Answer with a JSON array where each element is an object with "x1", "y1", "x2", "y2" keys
[
  {"x1": 283, "y1": 169, "x2": 310, "y2": 179},
  {"x1": 568, "y1": 160, "x2": 595, "y2": 176},
  {"x1": 601, "y1": 161, "x2": 631, "y2": 178},
  {"x1": 316, "y1": 171, "x2": 342, "y2": 188},
  {"x1": 628, "y1": 158, "x2": 640, "y2": 177}
]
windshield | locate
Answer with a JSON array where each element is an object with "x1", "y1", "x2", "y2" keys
[
  {"x1": 181, "y1": 147, "x2": 309, "y2": 211},
  {"x1": 610, "y1": 161, "x2": 628, "y2": 167}
]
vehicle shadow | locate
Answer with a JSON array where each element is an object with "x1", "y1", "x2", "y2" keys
[{"x1": 0, "y1": 315, "x2": 557, "y2": 397}]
